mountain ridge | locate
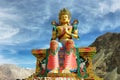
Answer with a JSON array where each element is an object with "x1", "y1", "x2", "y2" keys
[
  {"x1": 90, "y1": 32, "x2": 120, "y2": 80},
  {"x1": 0, "y1": 64, "x2": 34, "y2": 80}
]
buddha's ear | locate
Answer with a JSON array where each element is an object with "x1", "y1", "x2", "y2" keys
[
  {"x1": 73, "y1": 19, "x2": 79, "y2": 25},
  {"x1": 51, "y1": 20, "x2": 57, "y2": 26}
]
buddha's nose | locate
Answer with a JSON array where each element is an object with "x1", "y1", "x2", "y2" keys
[{"x1": 63, "y1": 19, "x2": 66, "y2": 20}]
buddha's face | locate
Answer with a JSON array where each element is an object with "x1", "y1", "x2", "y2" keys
[{"x1": 59, "y1": 15, "x2": 70, "y2": 24}]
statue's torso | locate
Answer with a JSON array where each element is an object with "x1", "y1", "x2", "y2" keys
[{"x1": 56, "y1": 25, "x2": 72, "y2": 41}]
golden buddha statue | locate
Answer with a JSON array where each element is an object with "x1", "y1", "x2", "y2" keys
[{"x1": 47, "y1": 8, "x2": 79, "y2": 73}]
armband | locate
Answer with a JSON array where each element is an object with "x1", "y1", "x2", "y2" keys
[{"x1": 71, "y1": 34, "x2": 74, "y2": 38}]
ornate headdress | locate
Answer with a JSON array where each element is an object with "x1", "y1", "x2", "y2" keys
[{"x1": 59, "y1": 8, "x2": 71, "y2": 19}]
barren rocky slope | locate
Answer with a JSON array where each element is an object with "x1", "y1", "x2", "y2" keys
[
  {"x1": 90, "y1": 32, "x2": 120, "y2": 80},
  {"x1": 0, "y1": 64, "x2": 34, "y2": 80}
]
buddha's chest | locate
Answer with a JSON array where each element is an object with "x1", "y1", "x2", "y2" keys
[{"x1": 57, "y1": 26, "x2": 72, "y2": 33}]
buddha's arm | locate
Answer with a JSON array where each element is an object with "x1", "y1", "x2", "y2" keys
[
  {"x1": 51, "y1": 30, "x2": 57, "y2": 40},
  {"x1": 66, "y1": 28, "x2": 79, "y2": 39},
  {"x1": 72, "y1": 29, "x2": 79, "y2": 39}
]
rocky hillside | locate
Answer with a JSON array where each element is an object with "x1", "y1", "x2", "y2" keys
[
  {"x1": 0, "y1": 64, "x2": 34, "y2": 80},
  {"x1": 90, "y1": 32, "x2": 120, "y2": 80}
]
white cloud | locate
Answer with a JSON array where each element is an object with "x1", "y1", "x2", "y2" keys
[
  {"x1": 42, "y1": 44, "x2": 50, "y2": 49},
  {"x1": 0, "y1": 7, "x2": 41, "y2": 45},
  {"x1": 0, "y1": 12, "x2": 19, "y2": 21},
  {"x1": 0, "y1": 54, "x2": 35, "y2": 68},
  {"x1": 0, "y1": 55, "x2": 16, "y2": 65},
  {"x1": 0, "y1": 7, "x2": 22, "y2": 45},
  {"x1": 110, "y1": 0, "x2": 120, "y2": 12},
  {"x1": 0, "y1": 7, "x2": 22, "y2": 21},
  {"x1": 0, "y1": 23, "x2": 19, "y2": 40},
  {"x1": 78, "y1": 24, "x2": 91, "y2": 34},
  {"x1": 98, "y1": 0, "x2": 120, "y2": 15},
  {"x1": 0, "y1": 49, "x2": 17, "y2": 55},
  {"x1": 98, "y1": 3, "x2": 109, "y2": 15},
  {"x1": 18, "y1": 60, "x2": 36, "y2": 65},
  {"x1": 99, "y1": 20, "x2": 120, "y2": 32},
  {"x1": 76, "y1": 0, "x2": 120, "y2": 32},
  {"x1": 0, "y1": 25, "x2": 20, "y2": 45}
]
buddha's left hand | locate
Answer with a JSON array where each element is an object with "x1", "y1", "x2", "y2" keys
[{"x1": 65, "y1": 28, "x2": 71, "y2": 35}]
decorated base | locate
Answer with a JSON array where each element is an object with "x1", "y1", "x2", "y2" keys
[
  {"x1": 26, "y1": 73, "x2": 102, "y2": 80},
  {"x1": 25, "y1": 47, "x2": 103, "y2": 80}
]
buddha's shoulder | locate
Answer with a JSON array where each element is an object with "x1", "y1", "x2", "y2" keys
[
  {"x1": 56, "y1": 25, "x2": 62, "y2": 28},
  {"x1": 56, "y1": 26, "x2": 63, "y2": 30},
  {"x1": 56, "y1": 25, "x2": 72, "y2": 28}
]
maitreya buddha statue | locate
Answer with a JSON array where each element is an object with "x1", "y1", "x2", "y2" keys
[{"x1": 47, "y1": 8, "x2": 80, "y2": 73}]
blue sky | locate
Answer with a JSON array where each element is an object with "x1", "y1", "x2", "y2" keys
[{"x1": 0, "y1": 0, "x2": 120, "y2": 68}]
